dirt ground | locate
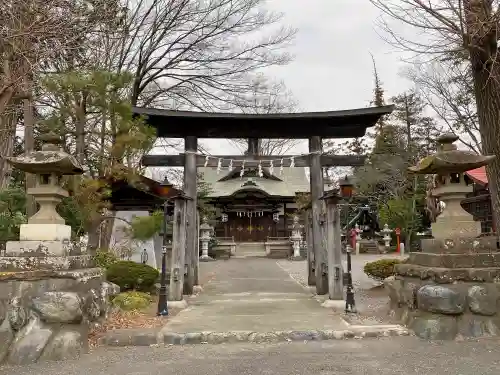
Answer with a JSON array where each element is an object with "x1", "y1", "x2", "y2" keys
[{"x1": 88, "y1": 295, "x2": 182, "y2": 347}]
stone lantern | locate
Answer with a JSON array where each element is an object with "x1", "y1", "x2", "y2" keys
[
  {"x1": 381, "y1": 224, "x2": 392, "y2": 251},
  {"x1": 408, "y1": 133, "x2": 494, "y2": 240},
  {"x1": 0, "y1": 131, "x2": 120, "y2": 366},
  {"x1": 5, "y1": 131, "x2": 84, "y2": 254},
  {"x1": 385, "y1": 133, "x2": 500, "y2": 340},
  {"x1": 290, "y1": 215, "x2": 302, "y2": 260},
  {"x1": 199, "y1": 217, "x2": 215, "y2": 261}
]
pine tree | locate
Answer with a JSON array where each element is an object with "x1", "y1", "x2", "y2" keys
[
  {"x1": 370, "y1": 59, "x2": 405, "y2": 156},
  {"x1": 41, "y1": 70, "x2": 156, "y2": 251}
]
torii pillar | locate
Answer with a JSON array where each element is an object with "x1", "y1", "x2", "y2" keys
[
  {"x1": 247, "y1": 138, "x2": 260, "y2": 155},
  {"x1": 183, "y1": 136, "x2": 198, "y2": 295},
  {"x1": 309, "y1": 136, "x2": 328, "y2": 295}
]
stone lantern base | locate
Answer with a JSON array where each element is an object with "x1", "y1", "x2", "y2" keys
[
  {"x1": 0, "y1": 237, "x2": 120, "y2": 364},
  {"x1": 385, "y1": 236, "x2": 500, "y2": 340},
  {"x1": 19, "y1": 223, "x2": 72, "y2": 242}
]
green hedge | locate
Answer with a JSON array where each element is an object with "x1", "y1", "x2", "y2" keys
[
  {"x1": 363, "y1": 258, "x2": 402, "y2": 281},
  {"x1": 94, "y1": 249, "x2": 119, "y2": 269},
  {"x1": 106, "y1": 261, "x2": 159, "y2": 292}
]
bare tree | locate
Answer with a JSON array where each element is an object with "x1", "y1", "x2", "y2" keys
[
  {"x1": 403, "y1": 60, "x2": 481, "y2": 153},
  {"x1": 88, "y1": 0, "x2": 296, "y2": 109},
  {"x1": 229, "y1": 74, "x2": 301, "y2": 155},
  {"x1": 30, "y1": 0, "x2": 296, "y2": 250},
  {"x1": 0, "y1": 0, "x2": 119, "y2": 190},
  {"x1": 370, "y1": 0, "x2": 500, "y2": 232}
]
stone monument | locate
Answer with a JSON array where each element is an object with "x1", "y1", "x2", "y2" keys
[
  {"x1": 385, "y1": 133, "x2": 499, "y2": 339},
  {"x1": 0, "y1": 131, "x2": 119, "y2": 365}
]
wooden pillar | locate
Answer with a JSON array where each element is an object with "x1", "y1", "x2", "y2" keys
[
  {"x1": 247, "y1": 138, "x2": 259, "y2": 155},
  {"x1": 184, "y1": 136, "x2": 198, "y2": 294},
  {"x1": 305, "y1": 210, "x2": 315, "y2": 286},
  {"x1": 283, "y1": 202, "x2": 287, "y2": 235},
  {"x1": 326, "y1": 196, "x2": 343, "y2": 300},
  {"x1": 195, "y1": 209, "x2": 200, "y2": 285},
  {"x1": 169, "y1": 197, "x2": 188, "y2": 301},
  {"x1": 309, "y1": 136, "x2": 328, "y2": 295}
]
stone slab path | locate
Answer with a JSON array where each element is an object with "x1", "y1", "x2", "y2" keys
[{"x1": 162, "y1": 258, "x2": 347, "y2": 333}]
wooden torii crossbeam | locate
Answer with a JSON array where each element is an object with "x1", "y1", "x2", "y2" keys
[{"x1": 141, "y1": 154, "x2": 367, "y2": 167}]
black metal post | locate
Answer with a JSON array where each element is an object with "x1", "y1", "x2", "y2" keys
[
  {"x1": 157, "y1": 201, "x2": 169, "y2": 316},
  {"x1": 345, "y1": 245, "x2": 356, "y2": 313}
]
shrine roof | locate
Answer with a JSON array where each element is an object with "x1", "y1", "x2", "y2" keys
[
  {"x1": 107, "y1": 175, "x2": 182, "y2": 211},
  {"x1": 198, "y1": 167, "x2": 309, "y2": 198},
  {"x1": 132, "y1": 105, "x2": 394, "y2": 138},
  {"x1": 466, "y1": 166, "x2": 488, "y2": 186}
]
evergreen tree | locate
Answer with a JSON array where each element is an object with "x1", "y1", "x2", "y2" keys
[{"x1": 370, "y1": 59, "x2": 405, "y2": 156}]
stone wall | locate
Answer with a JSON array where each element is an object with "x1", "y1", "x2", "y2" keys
[
  {"x1": 385, "y1": 275, "x2": 500, "y2": 340},
  {"x1": 0, "y1": 268, "x2": 119, "y2": 365}
]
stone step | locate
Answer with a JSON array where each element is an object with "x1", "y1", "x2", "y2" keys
[
  {"x1": 359, "y1": 241, "x2": 379, "y2": 254},
  {"x1": 99, "y1": 326, "x2": 410, "y2": 347}
]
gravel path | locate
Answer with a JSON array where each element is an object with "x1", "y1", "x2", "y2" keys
[{"x1": 4, "y1": 336, "x2": 500, "y2": 375}]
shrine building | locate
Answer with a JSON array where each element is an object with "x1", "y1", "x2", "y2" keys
[{"x1": 199, "y1": 164, "x2": 309, "y2": 242}]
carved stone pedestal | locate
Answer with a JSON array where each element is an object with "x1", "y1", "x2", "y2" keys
[
  {"x1": 385, "y1": 236, "x2": 500, "y2": 340},
  {"x1": 0, "y1": 235, "x2": 119, "y2": 365},
  {"x1": 0, "y1": 267, "x2": 119, "y2": 365}
]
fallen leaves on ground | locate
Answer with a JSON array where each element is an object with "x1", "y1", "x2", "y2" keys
[{"x1": 88, "y1": 309, "x2": 170, "y2": 348}]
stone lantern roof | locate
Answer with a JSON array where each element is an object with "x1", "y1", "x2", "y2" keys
[
  {"x1": 6, "y1": 131, "x2": 84, "y2": 175},
  {"x1": 408, "y1": 133, "x2": 494, "y2": 174}
]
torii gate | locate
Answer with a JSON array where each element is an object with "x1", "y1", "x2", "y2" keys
[{"x1": 133, "y1": 105, "x2": 394, "y2": 296}]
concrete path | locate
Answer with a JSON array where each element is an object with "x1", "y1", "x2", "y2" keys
[{"x1": 163, "y1": 258, "x2": 347, "y2": 333}]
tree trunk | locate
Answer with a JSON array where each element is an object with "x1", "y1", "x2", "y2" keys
[
  {"x1": 0, "y1": 58, "x2": 16, "y2": 189},
  {"x1": 0, "y1": 111, "x2": 16, "y2": 188},
  {"x1": 0, "y1": 59, "x2": 15, "y2": 117},
  {"x1": 87, "y1": 219, "x2": 101, "y2": 254},
  {"x1": 471, "y1": 69, "x2": 500, "y2": 235},
  {"x1": 23, "y1": 94, "x2": 37, "y2": 217},
  {"x1": 464, "y1": 0, "x2": 500, "y2": 237},
  {"x1": 74, "y1": 93, "x2": 86, "y2": 165}
]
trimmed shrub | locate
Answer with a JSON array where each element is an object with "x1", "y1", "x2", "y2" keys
[
  {"x1": 106, "y1": 261, "x2": 159, "y2": 292},
  {"x1": 94, "y1": 249, "x2": 119, "y2": 269},
  {"x1": 111, "y1": 291, "x2": 153, "y2": 311},
  {"x1": 363, "y1": 258, "x2": 402, "y2": 281}
]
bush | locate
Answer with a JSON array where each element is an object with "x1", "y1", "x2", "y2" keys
[
  {"x1": 94, "y1": 249, "x2": 119, "y2": 269},
  {"x1": 363, "y1": 258, "x2": 402, "y2": 281},
  {"x1": 111, "y1": 291, "x2": 153, "y2": 311},
  {"x1": 106, "y1": 261, "x2": 159, "y2": 292}
]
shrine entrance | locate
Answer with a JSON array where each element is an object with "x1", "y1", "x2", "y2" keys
[
  {"x1": 133, "y1": 105, "x2": 393, "y2": 296},
  {"x1": 228, "y1": 211, "x2": 275, "y2": 242}
]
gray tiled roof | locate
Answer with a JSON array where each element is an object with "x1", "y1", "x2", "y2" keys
[{"x1": 198, "y1": 167, "x2": 310, "y2": 198}]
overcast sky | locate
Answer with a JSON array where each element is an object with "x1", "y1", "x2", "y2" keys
[{"x1": 154, "y1": 0, "x2": 412, "y2": 157}]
